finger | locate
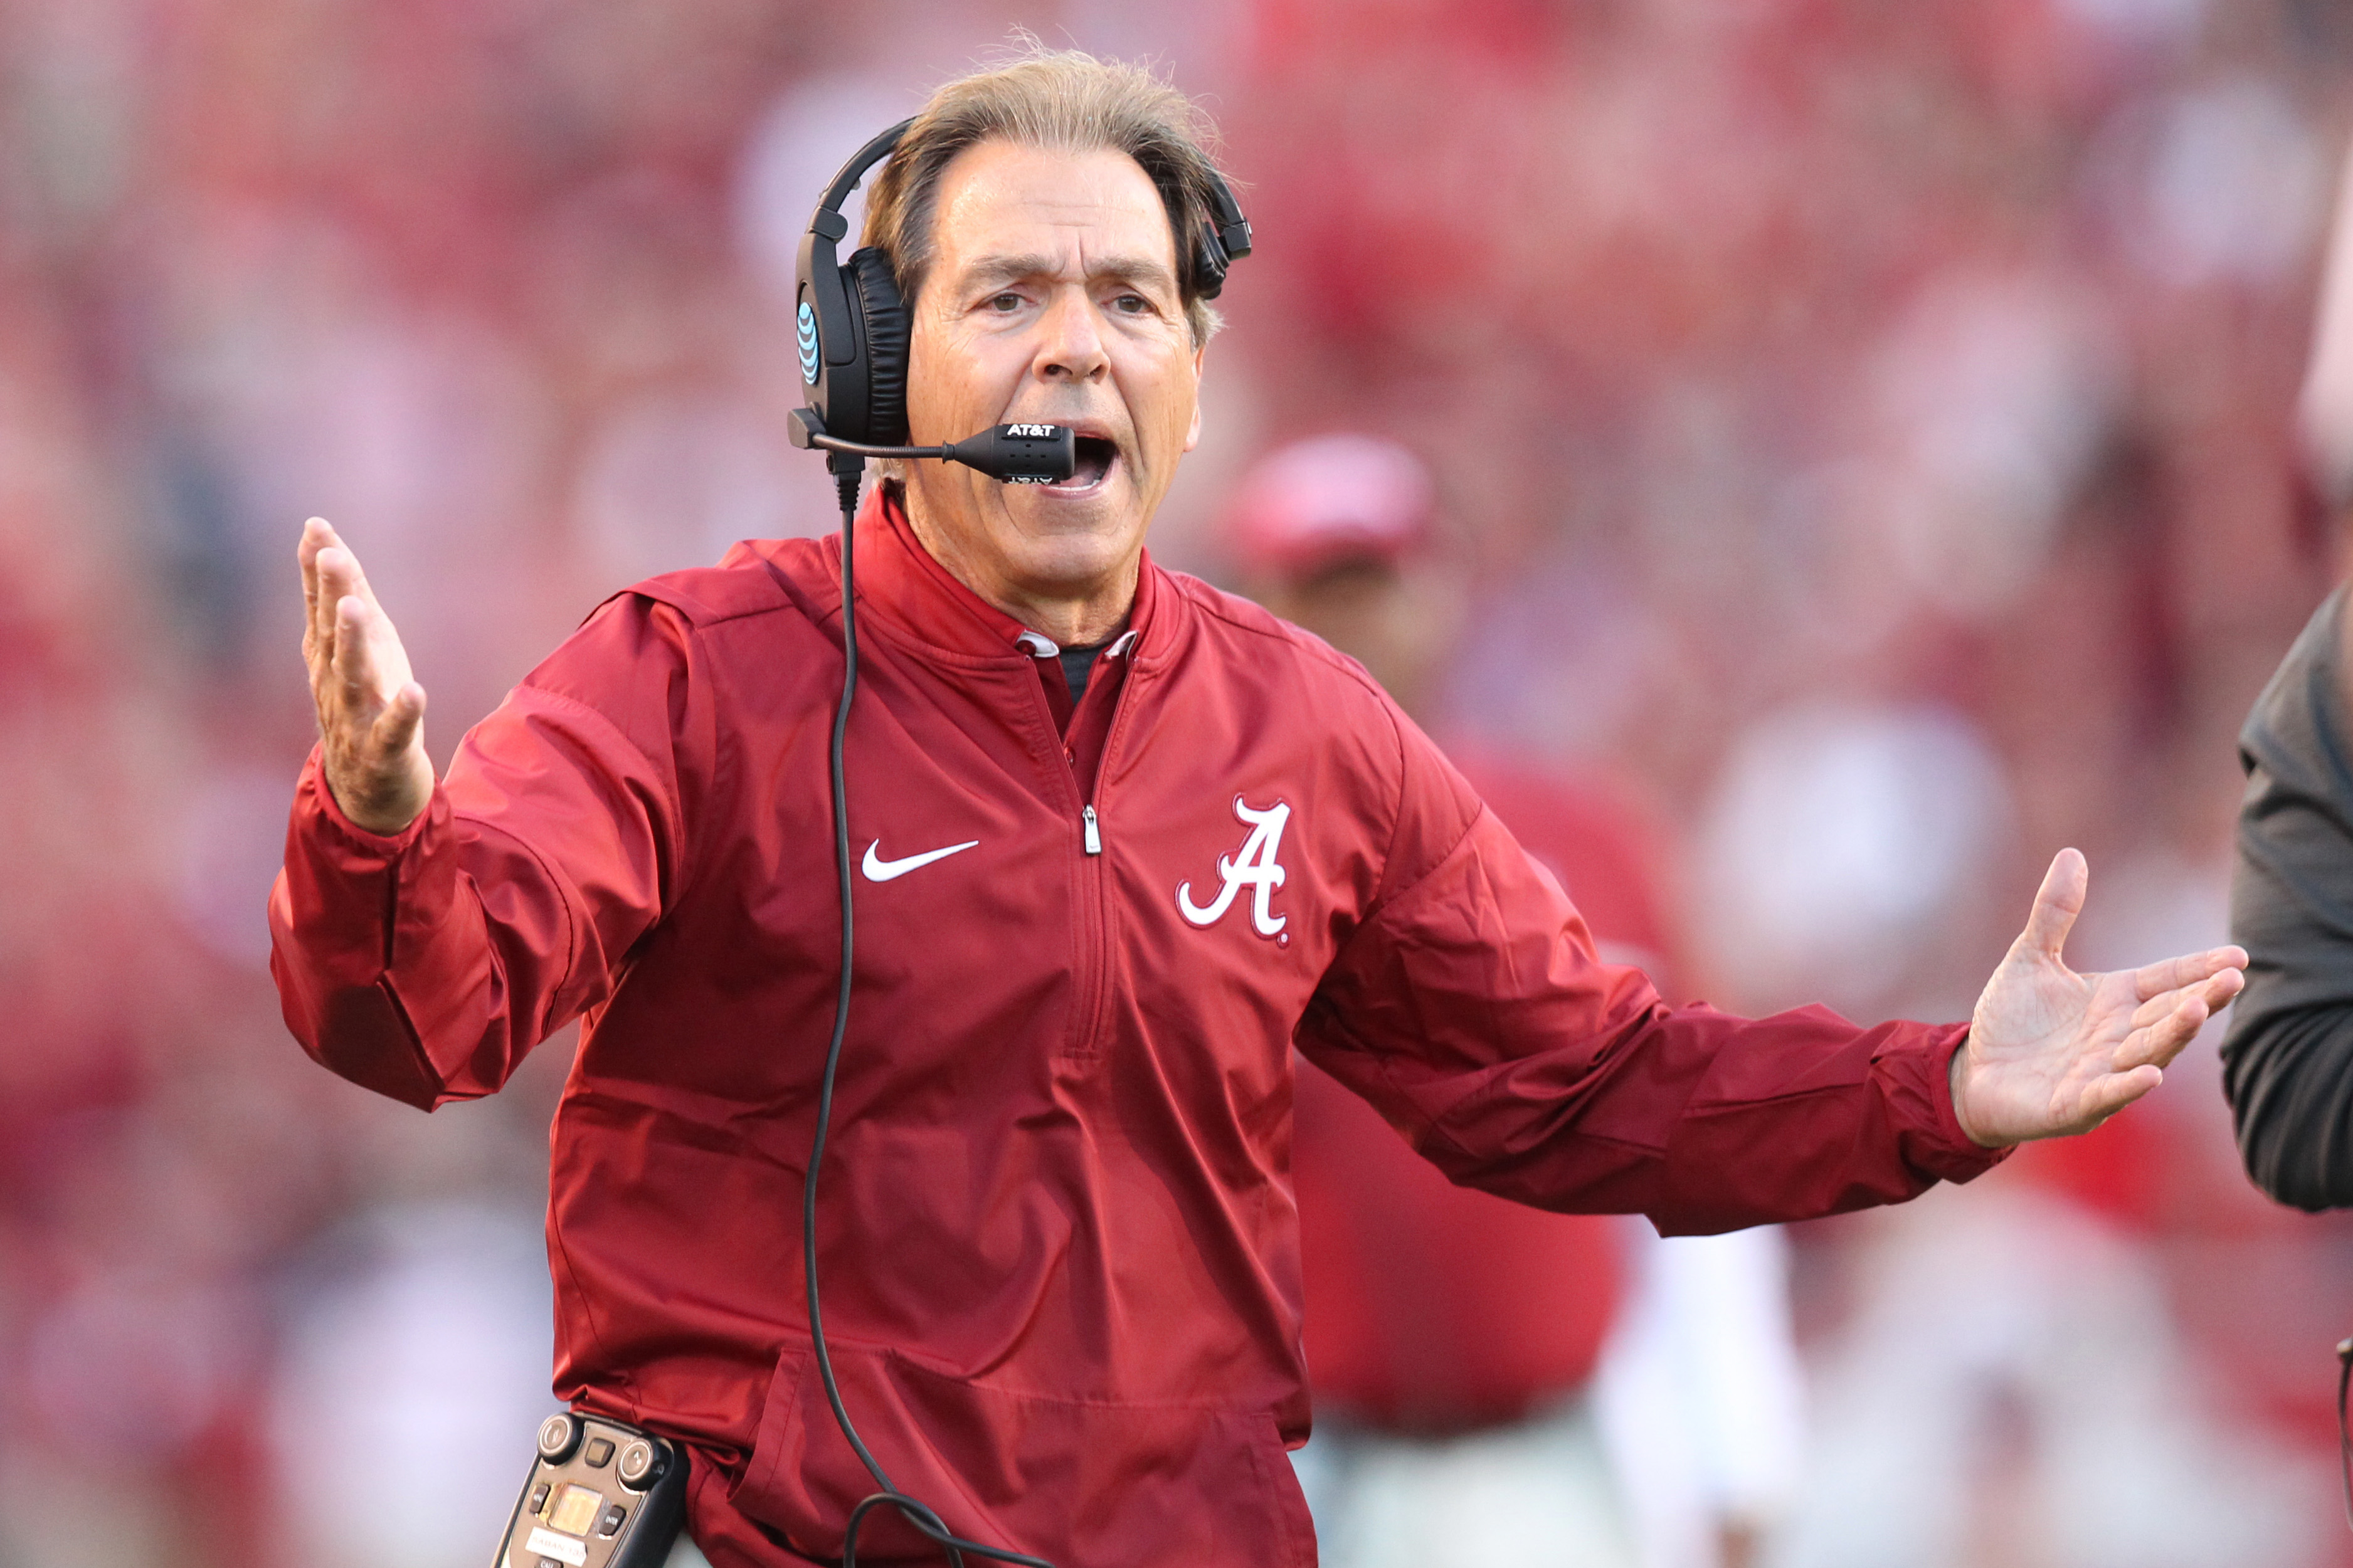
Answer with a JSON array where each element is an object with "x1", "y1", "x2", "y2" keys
[
  {"x1": 314, "y1": 540, "x2": 390, "y2": 623},
  {"x1": 2076, "y1": 1064, "x2": 2164, "y2": 1129},
  {"x1": 314, "y1": 546, "x2": 354, "y2": 673},
  {"x1": 302, "y1": 520, "x2": 345, "y2": 661},
  {"x1": 371, "y1": 679, "x2": 428, "y2": 757},
  {"x1": 299, "y1": 518, "x2": 324, "y2": 647},
  {"x1": 333, "y1": 593, "x2": 382, "y2": 708},
  {"x1": 317, "y1": 546, "x2": 389, "y2": 692},
  {"x1": 2017, "y1": 848, "x2": 2088, "y2": 960},
  {"x1": 2125, "y1": 967, "x2": 2247, "y2": 1039},
  {"x1": 2129, "y1": 945, "x2": 2250, "y2": 1003},
  {"x1": 2116, "y1": 993, "x2": 2211, "y2": 1071},
  {"x1": 2128, "y1": 989, "x2": 2174, "y2": 1031}
]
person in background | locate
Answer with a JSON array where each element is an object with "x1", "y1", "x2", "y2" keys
[
  {"x1": 1229, "y1": 435, "x2": 1804, "y2": 1568},
  {"x1": 2225, "y1": 137, "x2": 2353, "y2": 1211}
]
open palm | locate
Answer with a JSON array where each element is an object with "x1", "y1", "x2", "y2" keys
[{"x1": 1954, "y1": 848, "x2": 2247, "y2": 1147}]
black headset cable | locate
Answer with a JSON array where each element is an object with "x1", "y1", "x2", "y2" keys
[{"x1": 805, "y1": 455, "x2": 1056, "y2": 1568}]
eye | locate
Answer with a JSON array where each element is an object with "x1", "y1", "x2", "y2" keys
[
  {"x1": 1112, "y1": 292, "x2": 1151, "y2": 315},
  {"x1": 985, "y1": 292, "x2": 1024, "y2": 313}
]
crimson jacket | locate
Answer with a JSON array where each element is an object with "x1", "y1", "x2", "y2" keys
[{"x1": 270, "y1": 490, "x2": 2002, "y2": 1567}]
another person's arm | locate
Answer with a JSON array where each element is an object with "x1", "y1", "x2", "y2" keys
[
  {"x1": 2223, "y1": 585, "x2": 2353, "y2": 1209},
  {"x1": 1299, "y1": 715, "x2": 2244, "y2": 1233},
  {"x1": 269, "y1": 518, "x2": 691, "y2": 1108}
]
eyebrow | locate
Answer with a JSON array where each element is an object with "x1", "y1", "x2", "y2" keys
[{"x1": 958, "y1": 252, "x2": 1179, "y2": 295}]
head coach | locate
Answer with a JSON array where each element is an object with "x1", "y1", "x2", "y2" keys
[{"x1": 270, "y1": 46, "x2": 2247, "y2": 1568}]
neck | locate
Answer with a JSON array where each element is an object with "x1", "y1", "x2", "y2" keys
[{"x1": 900, "y1": 487, "x2": 1142, "y2": 647}]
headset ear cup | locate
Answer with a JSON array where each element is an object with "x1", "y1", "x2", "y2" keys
[{"x1": 846, "y1": 248, "x2": 909, "y2": 445}]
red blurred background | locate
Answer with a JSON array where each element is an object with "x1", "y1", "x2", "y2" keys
[{"x1": 2, "y1": 1, "x2": 2349, "y2": 1563}]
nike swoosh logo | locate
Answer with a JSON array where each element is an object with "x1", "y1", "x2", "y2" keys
[{"x1": 861, "y1": 838, "x2": 980, "y2": 882}]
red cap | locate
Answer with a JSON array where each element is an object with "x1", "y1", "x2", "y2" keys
[{"x1": 1224, "y1": 434, "x2": 1436, "y2": 577}]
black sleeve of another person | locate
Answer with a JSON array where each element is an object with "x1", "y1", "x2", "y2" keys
[{"x1": 2224, "y1": 584, "x2": 2353, "y2": 1210}]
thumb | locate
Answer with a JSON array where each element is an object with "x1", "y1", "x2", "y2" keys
[
  {"x1": 371, "y1": 679, "x2": 428, "y2": 757},
  {"x1": 2017, "y1": 847, "x2": 2088, "y2": 961}
]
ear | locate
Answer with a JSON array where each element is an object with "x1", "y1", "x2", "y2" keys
[{"x1": 1183, "y1": 343, "x2": 1207, "y2": 454}]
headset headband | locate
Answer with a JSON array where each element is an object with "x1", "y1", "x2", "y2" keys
[
  {"x1": 813, "y1": 119, "x2": 914, "y2": 234},
  {"x1": 793, "y1": 122, "x2": 914, "y2": 442},
  {"x1": 800, "y1": 118, "x2": 1251, "y2": 304},
  {"x1": 1198, "y1": 171, "x2": 1252, "y2": 297}
]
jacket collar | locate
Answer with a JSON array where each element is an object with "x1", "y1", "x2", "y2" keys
[{"x1": 830, "y1": 483, "x2": 1166, "y2": 666}]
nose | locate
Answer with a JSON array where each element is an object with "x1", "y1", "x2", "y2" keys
[{"x1": 1032, "y1": 287, "x2": 1109, "y2": 385}]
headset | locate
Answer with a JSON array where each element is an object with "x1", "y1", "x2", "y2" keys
[
  {"x1": 790, "y1": 117, "x2": 1251, "y2": 458},
  {"x1": 784, "y1": 121, "x2": 1251, "y2": 1568}
]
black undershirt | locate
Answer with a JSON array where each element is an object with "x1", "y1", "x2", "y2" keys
[{"x1": 1059, "y1": 637, "x2": 1116, "y2": 705}]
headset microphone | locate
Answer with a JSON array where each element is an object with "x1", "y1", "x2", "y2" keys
[{"x1": 786, "y1": 409, "x2": 1078, "y2": 485}]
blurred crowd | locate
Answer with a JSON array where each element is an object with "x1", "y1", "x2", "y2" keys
[{"x1": 4, "y1": 0, "x2": 2353, "y2": 1563}]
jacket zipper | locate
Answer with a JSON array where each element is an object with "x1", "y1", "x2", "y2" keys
[
  {"x1": 1067, "y1": 654, "x2": 1143, "y2": 1056},
  {"x1": 1064, "y1": 784, "x2": 1109, "y2": 1058},
  {"x1": 1072, "y1": 651, "x2": 1151, "y2": 1060},
  {"x1": 1025, "y1": 669, "x2": 1114, "y2": 1058},
  {"x1": 1030, "y1": 636, "x2": 1139, "y2": 1058}
]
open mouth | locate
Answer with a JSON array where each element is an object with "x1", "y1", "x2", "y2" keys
[{"x1": 1044, "y1": 435, "x2": 1118, "y2": 494}]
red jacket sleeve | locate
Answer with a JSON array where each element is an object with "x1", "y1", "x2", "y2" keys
[
  {"x1": 1296, "y1": 722, "x2": 2006, "y2": 1236},
  {"x1": 267, "y1": 595, "x2": 700, "y2": 1110}
]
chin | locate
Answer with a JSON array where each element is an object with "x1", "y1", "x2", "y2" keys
[
  {"x1": 997, "y1": 503, "x2": 1143, "y2": 594},
  {"x1": 1005, "y1": 517, "x2": 1142, "y2": 591}
]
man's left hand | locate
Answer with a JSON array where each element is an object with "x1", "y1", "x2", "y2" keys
[{"x1": 1953, "y1": 848, "x2": 2247, "y2": 1148}]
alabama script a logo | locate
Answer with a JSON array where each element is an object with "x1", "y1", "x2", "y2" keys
[{"x1": 1177, "y1": 796, "x2": 1291, "y2": 939}]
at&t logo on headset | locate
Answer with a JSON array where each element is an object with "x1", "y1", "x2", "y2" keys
[{"x1": 797, "y1": 301, "x2": 821, "y2": 384}]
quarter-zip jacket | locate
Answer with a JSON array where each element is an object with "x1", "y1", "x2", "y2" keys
[{"x1": 270, "y1": 490, "x2": 2004, "y2": 1567}]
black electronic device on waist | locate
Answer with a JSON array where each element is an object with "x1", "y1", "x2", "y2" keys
[{"x1": 494, "y1": 1412, "x2": 688, "y2": 1568}]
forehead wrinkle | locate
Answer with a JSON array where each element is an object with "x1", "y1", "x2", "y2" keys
[{"x1": 956, "y1": 250, "x2": 1178, "y2": 294}]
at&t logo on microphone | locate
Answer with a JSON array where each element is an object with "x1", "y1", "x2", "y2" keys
[{"x1": 797, "y1": 302, "x2": 821, "y2": 384}]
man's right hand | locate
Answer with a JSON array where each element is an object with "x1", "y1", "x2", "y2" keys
[{"x1": 300, "y1": 517, "x2": 433, "y2": 835}]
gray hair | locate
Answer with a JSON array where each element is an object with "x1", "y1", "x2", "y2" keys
[{"x1": 863, "y1": 45, "x2": 1230, "y2": 345}]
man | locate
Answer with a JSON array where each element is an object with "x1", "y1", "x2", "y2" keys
[
  {"x1": 1230, "y1": 434, "x2": 1801, "y2": 1568},
  {"x1": 2225, "y1": 135, "x2": 2353, "y2": 1211},
  {"x1": 273, "y1": 49, "x2": 2246, "y2": 1568},
  {"x1": 2225, "y1": 586, "x2": 2353, "y2": 1211}
]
